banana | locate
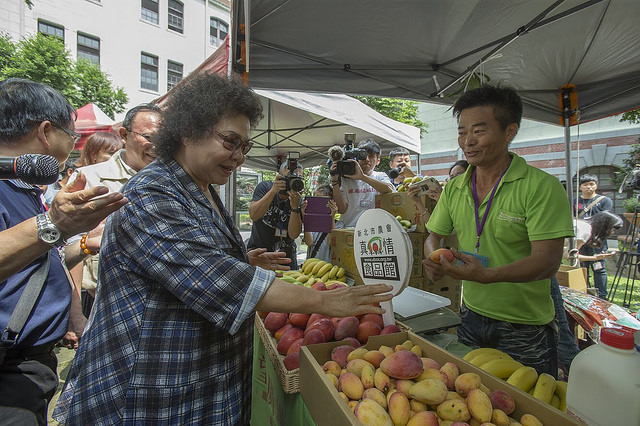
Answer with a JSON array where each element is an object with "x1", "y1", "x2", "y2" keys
[
  {"x1": 328, "y1": 265, "x2": 339, "y2": 279},
  {"x1": 550, "y1": 394, "x2": 561, "y2": 410},
  {"x1": 336, "y1": 267, "x2": 346, "y2": 278},
  {"x1": 320, "y1": 271, "x2": 331, "y2": 282},
  {"x1": 316, "y1": 262, "x2": 333, "y2": 278},
  {"x1": 478, "y1": 358, "x2": 524, "y2": 379},
  {"x1": 532, "y1": 373, "x2": 557, "y2": 404},
  {"x1": 336, "y1": 275, "x2": 347, "y2": 282},
  {"x1": 469, "y1": 351, "x2": 512, "y2": 367},
  {"x1": 554, "y1": 380, "x2": 568, "y2": 412},
  {"x1": 296, "y1": 274, "x2": 310, "y2": 282},
  {"x1": 283, "y1": 270, "x2": 301, "y2": 278},
  {"x1": 281, "y1": 276, "x2": 297, "y2": 284},
  {"x1": 462, "y1": 347, "x2": 509, "y2": 362},
  {"x1": 305, "y1": 276, "x2": 318, "y2": 286},
  {"x1": 311, "y1": 260, "x2": 327, "y2": 276},
  {"x1": 304, "y1": 260, "x2": 320, "y2": 275},
  {"x1": 506, "y1": 366, "x2": 539, "y2": 392}
]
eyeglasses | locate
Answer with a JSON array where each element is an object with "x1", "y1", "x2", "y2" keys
[
  {"x1": 214, "y1": 130, "x2": 253, "y2": 155},
  {"x1": 51, "y1": 122, "x2": 81, "y2": 144},
  {"x1": 128, "y1": 129, "x2": 154, "y2": 142}
]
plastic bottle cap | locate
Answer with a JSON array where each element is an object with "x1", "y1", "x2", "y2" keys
[{"x1": 600, "y1": 327, "x2": 635, "y2": 349}]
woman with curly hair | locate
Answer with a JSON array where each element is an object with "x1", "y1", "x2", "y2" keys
[{"x1": 54, "y1": 73, "x2": 392, "y2": 425}]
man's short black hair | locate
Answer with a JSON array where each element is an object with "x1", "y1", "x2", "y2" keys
[
  {"x1": 0, "y1": 78, "x2": 75, "y2": 143},
  {"x1": 122, "y1": 103, "x2": 162, "y2": 131},
  {"x1": 452, "y1": 85, "x2": 523, "y2": 131},
  {"x1": 579, "y1": 173, "x2": 598, "y2": 185},
  {"x1": 357, "y1": 139, "x2": 381, "y2": 157},
  {"x1": 389, "y1": 148, "x2": 410, "y2": 161}
]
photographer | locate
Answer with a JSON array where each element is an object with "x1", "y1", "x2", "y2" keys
[
  {"x1": 331, "y1": 139, "x2": 394, "y2": 227},
  {"x1": 247, "y1": 160, "x2": 304, "y2": 269},
  {"x1": 388, "y1": 147, "x2": 412, "y2": 187}
]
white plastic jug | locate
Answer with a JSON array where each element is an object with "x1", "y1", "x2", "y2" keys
[{"x1": 566, "y1": 327, "x2": 640, "y2": 425}]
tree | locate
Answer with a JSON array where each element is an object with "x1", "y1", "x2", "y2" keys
[
  {"x1": 353, "y1": 96, "x2": 428, "y2": 137},
  {"x1": 0, "y1": 32, "x2": 127, "y2": 119},
  {"x1": 620, "y1": 109, "x2": 640, "y2": 125}
]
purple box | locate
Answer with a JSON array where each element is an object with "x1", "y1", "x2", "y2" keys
[{"x1": 304, "y1": 196, "x2": 333, "y2": 233}]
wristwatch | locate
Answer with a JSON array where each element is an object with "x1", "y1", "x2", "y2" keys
[
  {"x1": 36, "y1": 213, "x2": 65, "y2": 247},
  {"x1": 291, "y1": 207, "x2": 301, "y2": 213}
]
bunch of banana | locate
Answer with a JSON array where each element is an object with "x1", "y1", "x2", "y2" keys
[
  {"x1": 394, "y1": 215, "x2": 413, "y2": 230},
  {"x1": 464, "y1": 347, "x2": 568, "y2": 412},
  {"x1": 281, "y1": 258, "x2": 347, "y2": 286},
  {"x1": 396, "y1": 175, "x2": 423, "y2": 192}
]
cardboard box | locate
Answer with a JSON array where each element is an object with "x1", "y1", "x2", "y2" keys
[
  {"x1": 555, "y1": 265, "x2": 587, "y2": 293},
  {"x1": 299, "y1": 332, "x2": 583, "y2": 426},
  {"x1": 407, "y1": 232, "x2": 425, "y2": 278},
  {"x1": 375, "y1": 192, "x2": 437, "y2": 233},
  {"x1": 423, "y1": 276, "x2": 462, "y2": 314}
]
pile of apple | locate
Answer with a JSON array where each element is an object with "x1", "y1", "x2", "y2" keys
[
  {"x1": 322, "y1": 341, "x2": 548, "y2": 426},
  {"x1": 259, "y1": 287, "x2": 403, "y2": 372}
]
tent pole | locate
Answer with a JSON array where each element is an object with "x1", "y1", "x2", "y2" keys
[{"x1": 562, "y1": 87, "x2": 577, "y2": 264}]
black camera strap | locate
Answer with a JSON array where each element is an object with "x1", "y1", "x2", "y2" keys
[
  {"x1": 578, "y1": 195, "x2": 604, "y2": 218},
  {"x1": 309, "y1": 232, "x2": 328, "y2": 259}
]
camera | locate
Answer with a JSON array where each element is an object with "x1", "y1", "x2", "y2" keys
[
  {"x1": 619, "y1": 164, "x2": 640, "y2": 192},
  {"x1": 388, "y1": 166, "x2": 403, "y2": 179},
  {"x1": 333, "y1": 133, "x2": 368, "y2": 177},
  {"x1": 281, "y1": 151, "x2": 304, "y2": 195}
]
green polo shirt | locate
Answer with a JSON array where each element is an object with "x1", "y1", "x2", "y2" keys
[{"x1": 427, "y1": 153, "x2": 574, "y2": 325}]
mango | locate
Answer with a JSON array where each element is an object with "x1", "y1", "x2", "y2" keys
[
  {"x1": 421, "y1": 357, "x2": 441, "y2": 370},
  {"x1": 334, "y1": 316, "x2": 359, "y2": 340},
  {"x1": 276, "y1": 327, "x2": 304, "y2": 355},
  {"x1": 322, "y1": 360, "x2": 341, "y2": 377},
  {"x1": 466, "y1": 388, "x2": 492, "y2": 423},
  {"x1": 519, "y1": 414, "x2": 543, "y2": 426},
  {"x1": 440, "y1": 361, "x2": 460, "y2": 390},
  {"x1": 409, "y1": 399, "x2": 427, "y2": 413},
  {"x1": 455, "y1": 372, "x2": 482, "y2": 397},
  {"x1": 446, "y1": 391, "x2": 465, "y2": 401},
  {"x1": 331, "y1": 345, "x2": 354, "y2": 368},
  {"x1": 339, "y1": 372, "x2": 365, "y2": 400},
  {"x1": 326, "y1": 372, "x2": 339, "y2": 389},
  {"x1": 388, "y1": 391, "x2": 411, "y2": 426},
  {"x1": 393, "y1": 379, "x2": 415, "y2": 396},
  {"x1": 348, "y1": 400, "x2": 359, "y2": 411},
  {"x1": 363, "y1": 350, "x2": 386, "y2": 368},
  {"x1": 338, "y1": 391, "x2": 349, "y2": 404},
  {"x1": 406, "y1": 410, "x2": 439, "y2": 426},
  {"x1": 264, "y1": 312, "x2": 288, "y2": 333},
  {"x1": 347, "y1": 346, "x2": 369, "y2": 362},
  {"x1": 380, "y1": 350, "x2": 424, "y2": 379},
  {"x1": 410, "y1": 345, "x2": 423, "y2": 356},
  {"x1": 301, "y1": 328, "x2": 326, "y2": 346},
  {"x1": 417, "y1": 367, "x2": 447, "y2": 383},
  {"x1": 346, "y1": 358, "x2": 374, "y2": 377},
  {"x1": 283, "y1": 352, "x2": 299, "y2": 370},
  {"x1": 436, "y1": 399, "x2": 471, "y2": 422},
  {"x1": 354, "y1": 398, "x2": 393, "y2": 426},
  {"x1": 361, "y1": 363, "x2": 375, "y2": 389},
  {"x1": 379, "y1": 345, "x2": 395, "y2": 357},
  {"x1": 491, "y1": 408, "x2": 510, "y2": 426},
  {"x1": 409, "y1": 378, "x2": 448, "y2": 405},
  {"x1": 362, "y1": 387, "x2": 388, "y2": 410},
  {"x1": 357, "y1": 320, "x2": 382, "y2": 344},
  {"x1": 429, "y1": 247, "x2": 454, "y2": 263},
  {"x1": 374, "y1": 368, "x2": 392, "y2": 393},
  {"x1": 488, "y1": 389, "x2": 515, "y2": 415}
]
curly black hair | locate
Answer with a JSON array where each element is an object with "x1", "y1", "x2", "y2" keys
[
  {"x1": 154, "y1": 73, "x2": 263, "y2": 160},
  {"x1": 585, "y1": 211, "x2": 623, "y2": 248}
]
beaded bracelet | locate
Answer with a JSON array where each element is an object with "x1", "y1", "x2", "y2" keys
[{"x1": 80, "y1": 234, "x2": 98, "y2": 255}]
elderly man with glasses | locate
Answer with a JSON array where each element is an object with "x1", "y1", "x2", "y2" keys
[{"x1": 68, "y1": 103, "x2": 162, "y2": 317}]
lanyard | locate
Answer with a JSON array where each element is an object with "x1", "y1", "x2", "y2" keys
[{"x1": 471, "y1": 161, "x2": 511, "y2": 253}]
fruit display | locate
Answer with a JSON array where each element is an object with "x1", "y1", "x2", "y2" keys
[
  {"x1": 279, "y1": 258, "x2": 348, "y2": 287},
  {"x1": 394, "y1": 214, "x2": 414, "y2": 231},
  {"x1": 318, "y1": 340, "x2": 554, "y2": 426},
  {"x1": 396, "y1": 175, "x2": 424, "y2": 193},
  {"x1": 462, "y1": 347, "x2": 568, "y2": 412}
]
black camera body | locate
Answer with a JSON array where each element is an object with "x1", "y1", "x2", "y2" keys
[
  {"x1": 388, "y1": 166, "x2": 403, "y2": 179},
  {"x1": 281, "y1": 152, "x2": 304, "y2": 195},
  {"x1": 336, "y1": 133, "x2": 367, "y2": 176},
  {"x1": 620, "y1": 165, "x2": 640, "y2": 192}
]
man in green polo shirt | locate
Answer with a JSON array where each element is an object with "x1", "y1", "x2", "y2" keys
[{"x1": 424, "y1": 85, "x2": 574, "y2": 378}]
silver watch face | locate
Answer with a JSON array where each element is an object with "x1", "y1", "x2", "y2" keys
[{"x1": 40, "y1": 227, "x2": 62, "y2": 244}]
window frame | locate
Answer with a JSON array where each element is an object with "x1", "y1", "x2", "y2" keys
[
  {"x1": 209, "y1": 17, "x2": 229, "y2": 47},
  {"x1": 77, "y1": 32, "x2": 100, "y2": 65},
  {"x1": 37, "y1": 19, "x2": 64, "y2": 41},
  {"x1": 141, "y1": 0, "x2": 159, "y2": 25},
  {"x1": 140, "y1": 52, "x2": 159, "y2": 92},
  {"x1": 168, "y1": 0, "x2": 184, "y2": 34},
  {"x1": 167, "y1": 60, "x2": 183, "y2": 91}
]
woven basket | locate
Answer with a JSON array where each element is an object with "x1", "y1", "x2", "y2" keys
[{"x1": 255, "y1": 315, "x2": 412, "y2": 394}]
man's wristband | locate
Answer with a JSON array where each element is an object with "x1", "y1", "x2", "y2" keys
[{"x1": 291, "y1": 207, "x2": 301, "y2": 213}]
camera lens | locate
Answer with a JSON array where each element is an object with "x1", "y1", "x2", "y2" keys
[
  {"x1": 389, "y1": 166, "x2": 402, "y2": 179},
  {"x1": 291, "y1": 177, "x2": 304, "y2": 192}
]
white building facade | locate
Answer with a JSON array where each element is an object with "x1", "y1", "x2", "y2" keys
[{"x1": 1, "y1": 0, "x2": 231, "y2": 120}]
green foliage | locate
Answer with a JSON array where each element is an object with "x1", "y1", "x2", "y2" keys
[
  {"x1": 0, "y1": 33, "x2": 127, "y2": 118},
  {"x1": 622, "y1": 197, "x2": 640, "y2": 213},
  {"x1": 613, "y1": 139, "x2": 640, "y2": 188},
  {"x1": 353, "y1": 96, "x2": 428, "y2": 137},
  {"x1": 620, "y1": 109, "x2": 640, "y2": 125}
]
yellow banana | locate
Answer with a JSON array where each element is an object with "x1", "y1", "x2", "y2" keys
[
  {"x1": 462, "y1": 347, "x2": 509, "y2": 362},
  {"x1": 304, "y1": 260, "x2": 320, "y2": 275},
  {"x1": 506, "y1": 366, "x2": 539, "y2": 392},
  {"x1": 311, "y1": 260, "x2": 327, "y2": 276},
  {"x1": 320, "y1": 271, "x2": 331, "y2": 282},
  {"x1": 296, "y1": 274, "x2": 310, "y2": 282},
  {"x1": 336, "y1": 267, "x2": 346, "y2": 278},
  {"x1": 478, "y1": 358, "x2": 524, "y2": 379},
  {"x1": 283, "y1": 270, "x2": 301, "y2": 278},
  {"x1": 554, "y1": 380, "x2": 568, "y2": 412},
  {"x1": 305, "y1": 276, "x2": 318, "y2": 286},
  {"x1": 550, "y1": 394, "x2": 561, "y2": 410},
  {"x1": 532, "y1": 373, "x2": 557, "y2": 404},
  {"x1": 469, "y1": 351, "x2": 512, "y2": 367},
  {"x1": 281, "y1": 276, "x2": 297, "y2": 284},
  {"x1": 328, "y1": 265, "x2": 339, "y2": 279},
  {"x1": 336, "y1": 275, "x2": 347, "y2": 282},
  {"x1": 316, "y1": 262, "x2": 333, "y2": 278}
]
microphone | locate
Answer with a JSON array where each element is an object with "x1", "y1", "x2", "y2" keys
[
  {"x1": 328, "y1": 145, "x2": 344, "y2": 162},
  {"x1": 0, "y1": 154, "x2": 60, "y2": 185}
]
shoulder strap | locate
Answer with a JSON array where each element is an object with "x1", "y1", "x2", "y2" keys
[
  {"x1": 578, "y1": 196, "x2": 604, "y2": 218},
  {"x1": 0, "y1": 252, "x2": 51, "y2": 363},
  {"x1": 309, "y1": 232, "x2": 329, "y2": 259}
]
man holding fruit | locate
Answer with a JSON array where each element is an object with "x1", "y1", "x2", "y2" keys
[{"x1": 423, "y1": 85, "x2": 574, "y2": 377}]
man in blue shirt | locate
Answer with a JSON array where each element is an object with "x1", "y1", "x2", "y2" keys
[{"x1": 0, "y1": 78, "x2": 127, "y2": 425}]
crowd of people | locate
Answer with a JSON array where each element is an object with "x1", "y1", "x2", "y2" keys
[{"x1": 0, "y1": 75, "x2": 623, "y2": 423}]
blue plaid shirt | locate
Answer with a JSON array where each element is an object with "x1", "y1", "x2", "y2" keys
[{"x1": 54, "y1": 157, "x2": 274, "y2": 425}]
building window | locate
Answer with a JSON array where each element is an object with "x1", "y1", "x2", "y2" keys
[
  {"x1": 38, "y1": 20, "x2": 64, "y2": 41},
  {"x1": 141, "y1": 52, "x2": 158, "y2": 91},
  {"x1": 168, "y1": 0, "x2": 184, "y2": 33},
  {"x1": 141, "y1": 0, "x2": 159, "y2": 24},
  {"x1": 210, "y1": 17, "x2": 228, "y2": 47},
  {"x1": 77, "y1": 33, "x2": 100, "y2": 65},
  {"x1": 167, "y1": 60, "x2": 183, "y2": 91}
]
